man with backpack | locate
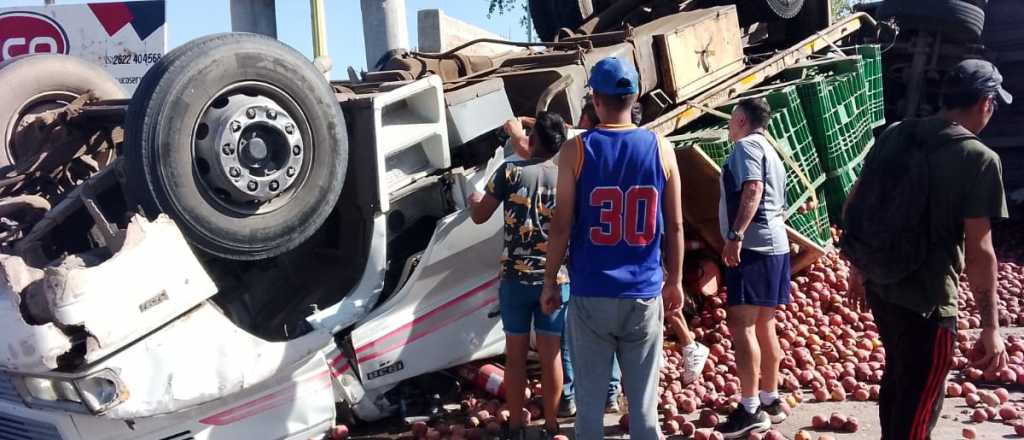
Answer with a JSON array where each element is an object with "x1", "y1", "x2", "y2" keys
[{"x1": 842, "y1": 59, "x2": 1011, "y2": 439}]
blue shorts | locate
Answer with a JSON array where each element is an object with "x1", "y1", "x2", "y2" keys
[
  {"x1": 499, "y1": 280, "x2": 569, "y2": 336},
  {"x1": 725, "y1": 250, "x2": 791, "y2": 307}
]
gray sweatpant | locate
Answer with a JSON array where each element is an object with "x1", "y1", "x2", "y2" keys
[{"x1": 567, "y1": 295, "x2": 663, "y2": 440}]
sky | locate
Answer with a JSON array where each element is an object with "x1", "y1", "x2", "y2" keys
[{"x1": 0, "y1": 0, "x2": 530, "y2": 79}]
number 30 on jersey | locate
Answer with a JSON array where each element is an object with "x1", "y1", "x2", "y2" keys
[{"x1": 589, "y1": 185, "x2": 658, "y2": 246}]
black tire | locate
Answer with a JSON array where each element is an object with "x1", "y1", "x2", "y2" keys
[
  {"x1": 530, "y1": 0, "x2": 594, "y2": 41},
  {"x1": 736, "y1": 0, "x2": 806, "y2": 25},
  {"x1": 878, "y1": 0, "x2": 986, "y2": 42},
  {"x1": 0, "y1": 54, "x2": 125, "y2": 169},
  {"x1": 124, "y1": 33, "x2": 348, "y2": 260}
]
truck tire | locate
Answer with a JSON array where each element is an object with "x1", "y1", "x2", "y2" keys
[
  {"x1": 0, "y1": 54, "x2": 125, "y2": 170},
  {"x1": 530, "y1": 0, "x2": 594, "y2": 41},
  {"x1": 124, "y1": 33, "x2": 348, "y2": 260},
  {"x1": 877, "y1": 0, "x2": 986, "y2": 42},
  {"x1": 736, "y1": 0, "x2": 806, "y2": 25}
]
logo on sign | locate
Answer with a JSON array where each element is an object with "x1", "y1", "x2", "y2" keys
[{"x1": 0, "y1": 11, "x2": 69, "y2": 61}]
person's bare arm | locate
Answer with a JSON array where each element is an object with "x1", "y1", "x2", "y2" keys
[
  {"x1": 541, "y1": 138, "x2": 578, "y2": 314},
  {"x1": 468, "y1": 192, "x2": 501, "y2": 225},
  {"x1": 731, "y1": 181, "x2": 764, "y2": 235},
  {"x1": 722, "y1": 180, "x2": 764, "y2": 267},
  {"x1": 965, "y1": 217, "x2": 1008, "y2": 373},
  {"x1": 661, "y1": 142, "x2": 684, "y2": 311},
  {"x1": 504, "y1": 118, "x2": 530, "y2": 158}
]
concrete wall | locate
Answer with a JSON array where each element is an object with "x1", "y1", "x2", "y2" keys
[{"x1": 417, "y1": 9, "x2": 523, "y2": 58}]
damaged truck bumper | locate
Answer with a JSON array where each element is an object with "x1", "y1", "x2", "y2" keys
[
  {"x1": 0, "y1": 347, "x2": 335, "y2": 440},
  {"x1": 0, "y1": 211, "x2": 341, "y2": 438}
]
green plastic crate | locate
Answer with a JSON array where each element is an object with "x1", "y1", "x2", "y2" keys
[
  {"x1": 822, "y1": 144, "x2": 871, "y2": 224},
  {"x1": 795, "y1": 72, "x2": 873, "y2": 175},
  {"x1": 856, "y1": 45, "x2": 885, "y2": 128},
  {"x1": 671, "y1": 127, "x2": 733, "y2": 166},
  {"x1": 788, "y1": 187, "x2": 832, "y2": 248}
]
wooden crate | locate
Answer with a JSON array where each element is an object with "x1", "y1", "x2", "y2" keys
[{"x1": 654, "y1": 6, "x2": 746, "y2": 103}]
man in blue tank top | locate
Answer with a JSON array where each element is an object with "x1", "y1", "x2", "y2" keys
[{"x1": 541, "y1": 57, "x2": 701, "y2": 440}]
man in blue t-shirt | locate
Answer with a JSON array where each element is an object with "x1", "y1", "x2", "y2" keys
[
  {"x1": 716, "y1": 97, "x2": 791, "y2": 439},
  {"x1": 542, "y1": 57, "x2": 700, "y2": 440}
]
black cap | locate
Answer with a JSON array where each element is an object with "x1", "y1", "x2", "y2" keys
[{"x1": 943, "y1": 59, "x2": 1013, "y2": 105}]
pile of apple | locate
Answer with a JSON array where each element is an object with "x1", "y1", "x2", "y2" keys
[
  {"x1": 414, "y1": 224, "x2": 1024, "y2": 439},
  {"x1": 650, "y1": 242, "x2": 1024, "y2": 438},
  {"x1": 656, "y1": 253, "x2": 885, "y2": 419}
]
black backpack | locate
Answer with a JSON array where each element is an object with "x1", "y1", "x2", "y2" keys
[{"x1": 841, "y1": 119, "x2": 977, "y2": 284}]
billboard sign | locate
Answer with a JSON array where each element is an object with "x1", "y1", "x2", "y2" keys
[{"x1": 0, "y1": 1, "x2": 166, "y2": 93}]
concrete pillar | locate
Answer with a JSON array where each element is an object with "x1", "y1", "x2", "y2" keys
[
  {"x1": 230, "y1": 0, "x2": 277, "y2": 38},
  {"x1": 418, "y1": 9, "x2": 521, "y2": 58},
  {"x1": 360, "y1": 0, "x2": 409, "y2": 70}
]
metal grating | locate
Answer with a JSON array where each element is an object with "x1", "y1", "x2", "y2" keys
[
  {"x1": 0, "y1": 374, "x2": 21, "y2": 405},
  {"x1": 0, "y1": 412, "x2": 62, "y2": 440}
]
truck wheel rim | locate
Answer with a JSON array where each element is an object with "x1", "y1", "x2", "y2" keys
[
  {"x1": 192, "y1": 82, "x2": 310, "y2": 215},
  {"x1": 6, "y1": 91, "x2": 79, "y2": 165}
]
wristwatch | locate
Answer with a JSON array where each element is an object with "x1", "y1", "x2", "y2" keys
[{"x1": 727, "y1": 229, "x2": 744, "y2": 241}]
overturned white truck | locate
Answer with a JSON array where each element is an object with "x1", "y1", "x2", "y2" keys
[{"x1": 0, "y1": 1, "x2": 871, "y2": 438}]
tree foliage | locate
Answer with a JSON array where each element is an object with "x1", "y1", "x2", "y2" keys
[{"x1": 486, "y1": 0, "x2": 533, "y2": 40}]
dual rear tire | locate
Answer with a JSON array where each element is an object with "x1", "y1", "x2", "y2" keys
[
  {"x1": 1, "y1": 34, "x2": 350, "y2": 261},
  {"x1": 123, "y1": 33, "x2": 348, "y2": 260}
]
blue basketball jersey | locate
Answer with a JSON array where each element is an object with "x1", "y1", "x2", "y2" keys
[{"x1": 569, "y1": 124, "x2": 667, "y2": 299}]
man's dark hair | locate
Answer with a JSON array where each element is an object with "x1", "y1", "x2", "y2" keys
[
  {"x1": 594, "y1": 92, "x2": 639, "y2": 114},
  {"x1": 735, "y1": 97, "x2": 772, "y2": 129},
  {"x1": 941, "y1": 89, "x2": 990, "y2": 111},
  {"x1": 533, "y1": 111, "x2": 567, "y2": 157}
]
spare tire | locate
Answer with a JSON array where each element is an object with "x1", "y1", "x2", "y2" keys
[
  {"x1": 530, "y1": 0, "x2": 594, "y2": 41},
  {"x1": 124, "y1": 33, "x2": 348, "y2": 260},
  {"x1": 877, "y1": 0, "x2": 986, "y2": 43},
  {"x1": 0, "y1": 54, "x2": 125, "y2": 170}
]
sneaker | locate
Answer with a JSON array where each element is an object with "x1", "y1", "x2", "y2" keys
[
  {"x1": 760, "y1": 398, "x2": 787, "y2": 424},
  {"x1": 605, "y1": 397, "x2": 620, "y2": 414},
  {"x1": 717, "y1": 406, "x2": 770, "y2": 439},
  {"x1": 557, "y1": 398, "x2": 576, "y2": 418},
  {"x1": 681, "y1": 342, "x2": 711, "y2": 385}
]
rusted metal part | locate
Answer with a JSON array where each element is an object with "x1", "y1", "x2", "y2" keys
[
  {"x1": 410, "y1": 38, "x2": 592, "y2": 59},
  {"x1": 645, "y1": 12, "x2": 875, "y2": 137},
  {"x1": 378, "y1": 52, "x2": 496, "y2": 83},
  {"x1": 575, "y1": 0, "x2": 647, "y2": 35},
  {"x1": 0, "y1": 195, "x2": 51, "y2": 245},
  {"x1": 535, "y1": 74, "x2": 575, "y2": 114},
  {"x1": 0, "y1": 93, "x2": 121, "y2": 213}
]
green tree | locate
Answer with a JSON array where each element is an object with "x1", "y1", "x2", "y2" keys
[{"x1": 486, "y1": 0, "x2": 534, "y2": 41}]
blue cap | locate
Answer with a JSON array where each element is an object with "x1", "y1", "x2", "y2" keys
[{"x1": 588, "y1": 57, "x2": 639, "y2": 96}]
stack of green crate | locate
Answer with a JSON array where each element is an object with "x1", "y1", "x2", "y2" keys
[
  {"x1": 672, "y1": 85, "x2": 832, "y2": 249},
  {"x1": 856, "y1": 44, "x2": 885, "y2": 129},
  {"x1": 783, "y1": 57, "x2": 875, "y2": 224}
]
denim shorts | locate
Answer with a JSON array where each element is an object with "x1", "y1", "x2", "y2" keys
[{"x1": 499, "y1": 280, "x2": 570, "y2": 336}]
